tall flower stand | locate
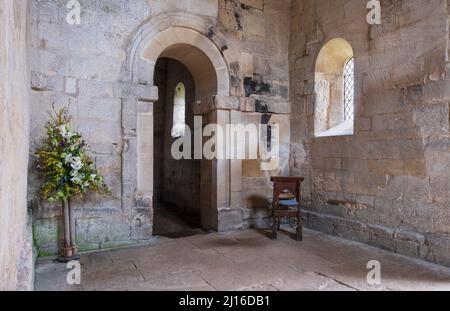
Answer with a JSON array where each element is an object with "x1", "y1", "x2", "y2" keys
[
  {"x1": 36, "y1": 108, "x2": 110, "y2": 263},
  {"x1": 57, "y1": 199, "x2": 80, "y2": 263}
]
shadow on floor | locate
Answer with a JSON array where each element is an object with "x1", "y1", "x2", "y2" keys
[{"x1": 153, "y1": 203, "x2": 203, "y2": 239}]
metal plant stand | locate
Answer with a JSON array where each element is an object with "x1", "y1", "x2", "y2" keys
[{"x1": 56, "y1": 199, "x2": 80, "y2": 263}]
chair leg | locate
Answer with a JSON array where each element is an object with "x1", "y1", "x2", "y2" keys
[
  {"x1": 277, "y1": 217, "x2": 281, "y2": 231},
  {"x1": 296, "y1": 215, "x2": 303, "y2": 241},
  {"x1": 296, "y1": 226, "x2": 303, "y2": 241},
  {"x1": 271, "y1": 217, "x2": 278, "y2": 240}
]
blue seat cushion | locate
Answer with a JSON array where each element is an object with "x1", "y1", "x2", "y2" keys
[{"x1": 279, "y1": 199, "x2": 299, "y2": 207}]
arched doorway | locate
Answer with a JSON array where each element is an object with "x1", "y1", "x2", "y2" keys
[{"x1": 128, "y1": 27, "x2": 232, "y2": 236}]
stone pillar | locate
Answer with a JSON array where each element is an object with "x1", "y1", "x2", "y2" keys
[
  {"x1": 193, "y1": 95, "x2": 243, "y2": 232},
  {"x1": 230, "y1": 110, "x2": 243, "y2": 210},
  {"x1": 213, "y1": 96, "x2": 244, "y2": 232},
  {"x1": 136, "y1": 101, "x2": 154, "y2": 208},
  {"x1": 118, "y1": 78, "x2": 158, "y2": 237},
  {"x1": 213, "y1": 108, "x2": 231, "y2": 231}
]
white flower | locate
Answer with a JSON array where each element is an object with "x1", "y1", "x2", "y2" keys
[
  {"x1": 59, "y1": 124, "x2": 75, "y2": 139},
  {"x1": 64, "y1": 154, "x2": 74, "y2": 164},
  {"x1": 58, "y1": 125, "x2": 68, "y2": 135},
  {"x1": 70, "y1": 170, "x2": 85, "y2": 185},
  {"x1": 71, "y1": 176, "x2": 82, "y2": 184},
  {"x1": 71, "y1": 163, "x2": 83, "y2": 171},
  {"x1": 71, "y1": 157, "x2": 83, "y2": 171}
]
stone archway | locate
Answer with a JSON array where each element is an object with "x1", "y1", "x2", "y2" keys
[
  {"x1": 136, "y1": 27, "x2": 230, "y2": 96},
  {"x1": 125, "y1": 26, "x2": 235, "y2": 234}
]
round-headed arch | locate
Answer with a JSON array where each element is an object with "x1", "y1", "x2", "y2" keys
[
  {"x1": 315, "y1": 38, "x2": 354, "y2": 75},
  {"x1": 137, "y1": 27, "x2": 230, "y2": 97}
]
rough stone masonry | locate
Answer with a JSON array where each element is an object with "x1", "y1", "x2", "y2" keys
[
  {"x1": 0, "y1": 0, "x2": 34, "y2": 291},
  {"x1": 29, "y1": 0, "x2": 450, "y2": 264},
  {"x1": 290, "y1": 0, "x2": 450, "y2": 266},
  {"x1": 0, "y1": 1, "x2": 445, "y2": 291},
  {"x1": 29, "y1": 0, "x2": 292, "y2": 257}
]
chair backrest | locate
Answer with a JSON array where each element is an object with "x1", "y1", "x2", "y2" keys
[{"x1": 270, "y1": 177, "x2": 304, "y2": 207}]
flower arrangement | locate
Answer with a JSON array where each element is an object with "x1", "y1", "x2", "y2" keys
[
  {"x1": 36, "y1": 107, "x2": 110, "y2": 202},
  {"x1": 35, "y1": 106, "x2": 110, "y2": 262}
]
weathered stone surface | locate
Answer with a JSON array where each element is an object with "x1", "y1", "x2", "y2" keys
[
  {"x1": 64, "y1": 77, "x2": 78, "y2": 95},
  {"x1": 0, "y1": 0, "x2": 33, "y2": 291},
  {"x1": 14, "y1": 0, "x2": 450, "y2": 277},
  {"x1": 290, "y1": 0, "x2": 450, "y2": 267},
  {"x1": 148, "y1": 0, "x2": 219, "y2": 18},
  {"x1": 218, "y1": 208, "x2": 244, "y2": 232},
  {"x1": 213, "y1": 95, "x2": 240, "y2": 110},
  {"x1": 29, "y1": 0, "x2": 292, "y2": 257}
]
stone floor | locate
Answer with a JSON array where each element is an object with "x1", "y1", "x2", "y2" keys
[{"x1": 35, "y1": 228, "x2": 450, "y2": 291}]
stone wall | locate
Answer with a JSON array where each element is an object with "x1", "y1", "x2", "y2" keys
[
  {"x1": 290, "y1": 0, "x2": 450, "y2": 266},
  {"x1": 30, "y1": 0, "x2": 292, "y2": 256},
  {"x1": 219, "y1": 0, "x2": 292, "y2": 230},
  {"x1": 29, "y1": 0, "x2": 155, "y2": 256},
  {"x1": 0, "y1": 0, "x2": 34, "y2": 290}
]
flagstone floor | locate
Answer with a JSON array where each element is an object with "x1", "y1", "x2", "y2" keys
[{"x1": 35, "y1": 229, "x2": 450, "y2": 291}]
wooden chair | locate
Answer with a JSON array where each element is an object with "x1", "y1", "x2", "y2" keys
[{"x1": 270, "y1": 177, "x2": 304, "y2": 241}]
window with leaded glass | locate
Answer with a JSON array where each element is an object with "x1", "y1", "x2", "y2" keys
[{"x1": 343, "y1": 57, "x2": 354, "y2": 122}]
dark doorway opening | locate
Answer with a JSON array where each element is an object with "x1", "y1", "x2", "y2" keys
[{"x1": 152, "y1": 58, "x2": 202, "y2": 238}]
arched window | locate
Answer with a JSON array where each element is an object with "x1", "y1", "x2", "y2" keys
[
  {"x1": 171, "y1": 82, "x2": 186, "y2": 138},
  {"x1": 315, "y1": 38, "x2": 355, "y2": 137},
  {"x1": 343, "y1": 57, "x2": 355, "y2": 122}
]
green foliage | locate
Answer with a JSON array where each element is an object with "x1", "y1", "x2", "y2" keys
[{"x1": 36, "y1": 107, "x2": 110, "y2": 202}]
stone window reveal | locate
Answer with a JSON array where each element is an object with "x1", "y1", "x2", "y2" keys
[
  {"x1": 171, "y1": 82, "x2": 186, "y2": 138},
  {"x1": 314, "y1": 38, "x2": 355, "y2": 137}
]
